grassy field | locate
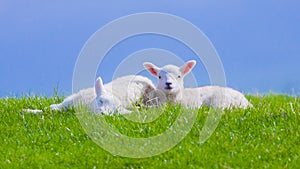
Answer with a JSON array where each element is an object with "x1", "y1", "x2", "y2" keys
[{"x1": 0, "y1": 94, "x2": 299, "y2": 168}]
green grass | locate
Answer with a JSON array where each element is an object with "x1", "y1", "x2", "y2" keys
[{"x1": 0, "y1": 94, "x2": 299, "y2": 168}]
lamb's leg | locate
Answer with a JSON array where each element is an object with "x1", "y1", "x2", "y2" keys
[
  {"x1": 23, "y1": 109, "x2": 43, "y2": 114},
  {"x1": 50, "y1": 94, "x2": 76, "y2": 111},
  {"x1": 49, "y1": 103, "x2": 64, "y2": 110},
  {"x1": 23, "y1": 93, "x2": 77, "y2": 113}
]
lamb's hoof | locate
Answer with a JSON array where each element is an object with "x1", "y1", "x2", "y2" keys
[{"x1": 50, "y1": 104, "x2": 61, "y2": 111}]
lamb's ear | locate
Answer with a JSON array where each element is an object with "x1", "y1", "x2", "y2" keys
[
  {"x1": 143, "y1": 62, "x2": 160, "y2": 77},
  {"x1": 179, "y1": 60, "x2": 196, "y2": 76},
  {"x1": 95, "y1": 77, "x2": 106, "y2": 96}
]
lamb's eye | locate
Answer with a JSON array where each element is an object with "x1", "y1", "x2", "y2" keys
[
  {"x1": 178, "y1": 75, "x2": 181, "y2": 78},
  {"x1": 99, "y1": 100, "x2": 103, "y2": 104},
  {"x1": 158, "y1": 76, "x2": 161, "y2": 79}
]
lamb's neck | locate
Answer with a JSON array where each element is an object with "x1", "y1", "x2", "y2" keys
[
  {"x1": 165, "y1": 91, "x2": 182, "y2": 103},
  {"x1": 165, "y1": 93, "x2": 177, "y2": 101}
]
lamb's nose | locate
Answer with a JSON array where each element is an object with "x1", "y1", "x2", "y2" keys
[{"x1": 165, "y1": 82, "x2": 172, "y2": 86}]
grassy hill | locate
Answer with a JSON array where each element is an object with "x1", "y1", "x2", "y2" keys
[{"x1": 0, "y1": 95, "x2": 299, "y2": 168}]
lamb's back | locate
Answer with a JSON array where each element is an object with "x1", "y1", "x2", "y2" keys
[
  {"x1": 104, "y1": 75, "x2": 155, "y2": 106},
  {"x1": 182, "y1": 86, "x2": 251, "y2": 109}
]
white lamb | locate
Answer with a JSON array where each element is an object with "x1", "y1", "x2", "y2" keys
[
  {"x1": 93, "y1": 75, "x2": 158, "y2": 114},
  {"x1": 24, "y1": 75, "x2": 156, "y2": 115},
  {"x1": 143, "y1": 60, "x2": 252, "y2": 109}
]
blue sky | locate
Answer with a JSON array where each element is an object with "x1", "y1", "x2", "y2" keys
[{"x1": 1, "y1": 1, "x2": 299, "y2": 97}]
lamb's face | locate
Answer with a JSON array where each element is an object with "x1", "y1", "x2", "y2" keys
[
  {"x1": 95, "y1": 93, "x2": 122, "y2": 114},
  {"x1": 94, "y1": 77, "x2": 131, "y2": 115},
  {"x1": 94, "y1": 77, "x2": 121, "y2": 114},
  {"x1": 143, "y1": 60, "x2": 196, "y2": 98},
  {"x1": 157, "y1": 65, "x2": 183, "y2": 95}
]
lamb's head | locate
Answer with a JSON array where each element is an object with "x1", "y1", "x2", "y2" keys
[
  {"x1": 94, "y1": 77, "x2": 131, "y2": 115},
  {"x1": 143, "y1": 60, "x2": 196, "y2": 98}
]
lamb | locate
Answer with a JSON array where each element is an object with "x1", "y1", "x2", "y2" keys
[
  {"x1": 93, "y1": 75, "x2": 159, "y2": 114},
  {"x1": 143, "y1": 60, "x2": 252, "y2": 109},
  {"x1": 24, "y1": 75, "x2": 156, "y2": 115}
]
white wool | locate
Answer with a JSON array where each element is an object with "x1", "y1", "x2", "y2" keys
[
  {"x1": 94, "y1": 75, "x2": 156, "y2": 114},
  {"x1": 102, "y1": 75, "x2": 155, "y2": 107},
  {"x1": 143, "y1": 60, "x2": 252, "y2": 109},
  {"x1": 182, "y1": 86, "x2": 252, "y2": 109}
]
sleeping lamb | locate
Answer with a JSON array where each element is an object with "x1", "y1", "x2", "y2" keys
[{"x1": 24, "y1": 75, "x2": 157, "y2": 114}]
